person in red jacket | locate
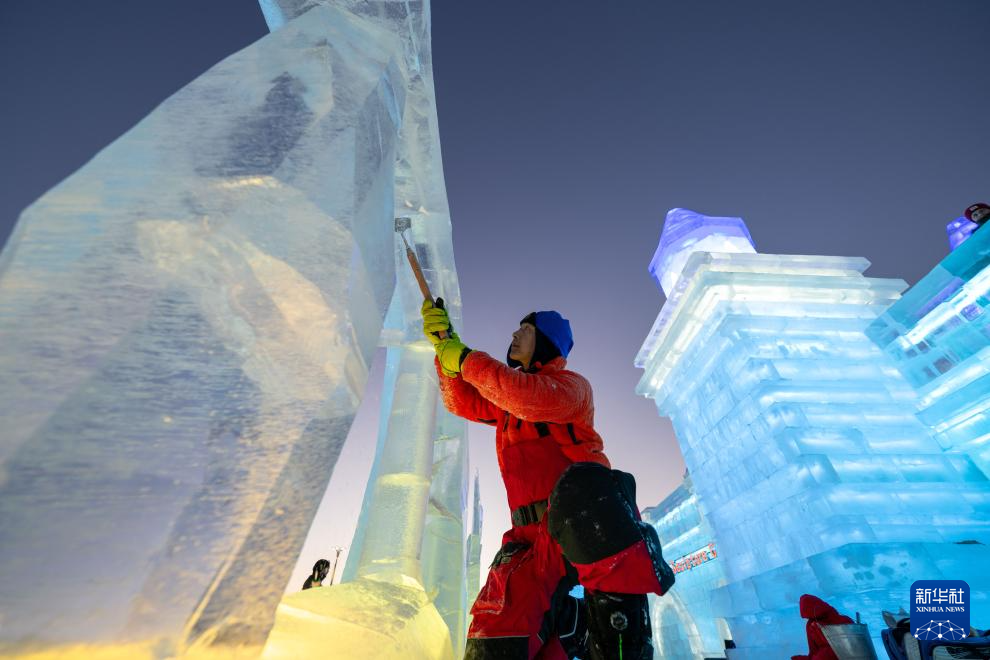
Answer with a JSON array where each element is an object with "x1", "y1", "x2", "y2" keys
[
  {"x1": 422, "y1": 301, "x2": 674, "y2": 660},
  {"x1": 791, "y1": 594, "x2": 855, "y2": 660},
  {"x1": 965, "y1": 202, "x2": 990, "y2": 226}
]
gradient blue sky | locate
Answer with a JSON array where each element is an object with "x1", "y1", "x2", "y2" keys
[{"x1": 2, "y1": 1, "x2": 989, "y2": 584}]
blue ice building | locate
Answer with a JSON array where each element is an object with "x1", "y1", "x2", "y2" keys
[
  {"x1": 642, "y1": 474, "x2": 731, "y2": 659},
  {"x1": 636, "y1": 209, "x2": 990, "y2": 658}
]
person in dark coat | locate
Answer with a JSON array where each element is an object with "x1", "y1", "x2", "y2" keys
[{"x1": 302, "y1": 559, "x2": 330, "y2": 590}]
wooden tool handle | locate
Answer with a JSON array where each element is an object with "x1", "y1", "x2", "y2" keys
[
  {"x1": 406, "y1": 245, "x2": 433, "y2": 300},
  {"x1": 405, "y1": 245, "x2": 447, "y2": 339}
]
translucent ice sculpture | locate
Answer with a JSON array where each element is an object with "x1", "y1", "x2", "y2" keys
[
  {"x1": 260, "y1": 577, "x2": 454, "y2": 659},
  {"x1": 421, "y1": 392, "x2": 471, "y2": 651},
  {"x1": 0, "y1": 0, "x2": 467, "y2": 656},
  {"x1": 262, "y1": 345, "x2": 455, "y2": 660},
  {"x1": 256, "y1": 1, "x2": 470, "y2": 658},
  {"x1": 636, "y1": 210, "x2": 990, "y2": 658}
]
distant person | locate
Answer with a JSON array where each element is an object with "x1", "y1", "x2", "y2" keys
[
  {"x1": 302, "y1": 559, "x2": 330, "y2": 590},
  {"x1": 965, "y1": 202, "x2": 990, "y2": 227},
  {"x1": 422, "y1": 301, "x2": 675, "y2": 660},
  {"x1": 791, "y1": 594, "x2": 854, "y2": 660}
]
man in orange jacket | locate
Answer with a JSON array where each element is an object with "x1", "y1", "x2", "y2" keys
[{"x1": 422, "y1": 301, "x2": 674, "y2": 660}]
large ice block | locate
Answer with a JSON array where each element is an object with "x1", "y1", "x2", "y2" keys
[
  {"x1": 350, "y1": 346, "x2": 438, "y2": 582},
  {"x1": 335, "y1": 316, "x2": 468, "y2": 655},
  {"x1": 260, "y1": 578, "x2": 454, "y2": 660},
  {"x1": 256, "y1": 1, "x2": 472, "y2": 658},
  {"x1": 0, "y1": 4, "x2": 416, "y2": 657},
  {"x1": 261, "y1": 344, "x2": 456, "y2": 660},
  {"x1": 421, "y1": 391, "x2": 470, "y2": 652},
  {"x1": 636, "y1": 210, "x2": 990, "y2": 659}
]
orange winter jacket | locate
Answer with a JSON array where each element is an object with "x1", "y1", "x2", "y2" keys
[{"x1": 437, "y1": 350, "x2": 610, "y2": 512}]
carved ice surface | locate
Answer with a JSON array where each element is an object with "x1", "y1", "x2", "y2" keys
[
  {"x1": 0, "y1": 0, "x2": 467, "y2": 655},
  {"x1": 258, "y1": 1, "x2": 469, "y2": 659},
  {"x1": 637, "y1": 210, "x2": 990, "y2": 658}
]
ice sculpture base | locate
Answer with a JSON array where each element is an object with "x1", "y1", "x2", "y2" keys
[
  {"x1": 0, "y1": 637, "x2": 260, "y2": 659},
  {"x1": 0, "y1": 578, "x2": 454, "y2": 660},
  {"x1": 260, "y1": 577, "x2": 454, "y2": 660}
]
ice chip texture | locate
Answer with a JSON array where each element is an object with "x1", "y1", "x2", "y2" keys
[{"x1": 0, "y1": 1, "x2": 470, "y2": 656}]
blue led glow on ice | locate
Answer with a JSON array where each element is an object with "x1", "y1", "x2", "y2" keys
[
  {"x1": 946, "y1": 216, "x2": 980, "y2": 251},
  {"x1": 648, "y1": 208, "x2": 756, "y2": 296}
]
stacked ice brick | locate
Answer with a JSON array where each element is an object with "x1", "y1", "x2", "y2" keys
[
  {"x1": 642, "y1": 475, "x2": 731, "y2": 659},
  {"x1": 867, "y1": 223, "x2": 990, "y2": 478},
  {"x1": 636, "y1": 209, "x2": 990, "y2": 659}
]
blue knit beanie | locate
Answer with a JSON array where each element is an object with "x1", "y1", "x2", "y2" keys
[
  {"x1": 507, "y1": 310, "x2": 574, "y2": 368},
  {"x1": 531, "y1": 311, "x2": 573, "y2": 358}
]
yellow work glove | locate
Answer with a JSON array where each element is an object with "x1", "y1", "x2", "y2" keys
[
  {"x1": 436, "y1": 336, "x2": 472, "y2": 378},
  {"x1": 421, "y1": 298, "x2": 458, "y2": 346}
]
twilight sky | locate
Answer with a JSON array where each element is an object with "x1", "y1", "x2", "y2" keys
[{"x1": 2, "y1": 1, "x2": 989, "y2": 589}]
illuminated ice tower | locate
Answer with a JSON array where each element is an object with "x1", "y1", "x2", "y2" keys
[
  {"x1": 466, "y1": 472, "x2": 484, "y2": 609},
  {"x1": 636, "y1": 209, "x2": 990, "y2": 658}
]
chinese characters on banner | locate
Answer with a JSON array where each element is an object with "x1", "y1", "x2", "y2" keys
[
  {"x1": 910, "y1": 580, "x2": 971, "y2": 641},
  {"x1": 914, "y1": 588, "x2": 966, "y2": 606}
]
